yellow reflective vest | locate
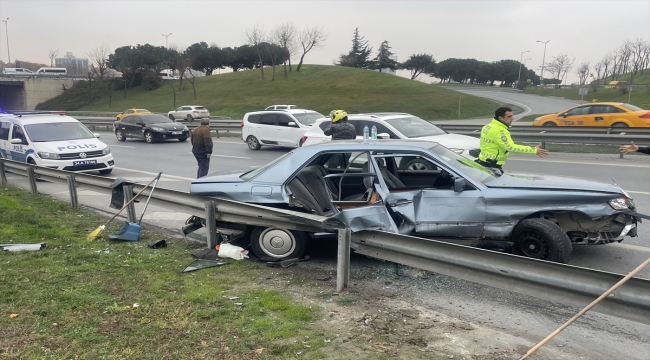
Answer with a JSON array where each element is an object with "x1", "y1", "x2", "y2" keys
[{"x1": 478, "y1": 119, "x2": 536, "y2": 166}]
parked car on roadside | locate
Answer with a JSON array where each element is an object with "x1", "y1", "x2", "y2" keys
[
  {"x1": 533, "y1": 102, "x2": 650, "y2": 127},
  {"x1": 190, "y1": 140, "x2": 642, "y2": 262},
  {"x1": 113, "y1": 114, "x2": 190, "y2": 143},
  {"x1": 2, "y1": 68, "x2": 35, "y2": 76},
  {"x1": 242, "y1": 109, "x2": 325, "y2": 150},
  {"x1": 116, "y1": 109, "x2": 152, "y2": 121},
  {"x1": 265, "y1": 105, "x2": 297, "y2": 110},
  {"x1": 301, "y1": 113, "x2": 481, "y2": 161},
  {"x1": 167, "y1": 105, "x2": 210, "y2": 121}
]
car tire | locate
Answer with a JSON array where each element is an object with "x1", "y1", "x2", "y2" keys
[
  {"x1": 399, "y1": 158, "x2": 434, "y2": 171},
  {"x1": 178, "y1": 137, "x2": 188, "y2": 142},
  {"x1": 116, "y1": 130, "x2": 126, "y2": 141},
  {"x1": 612, "y1": 122, "x2": 628, "y2": 128},
  {"x1": 511, "y1": 218, "x2": 572, "y2": 263},
  {"x1": 542, "y1": 122, "x2": 557, "y2": 127},
  {"x1": 144, "y1": 131, "x2": 154, "y2": 143},
  {"x1": 187, "y1": 115, "x2": 193, "y2": 122},
  {"x1": 246, "y1": 135, "x2": 261, "y2": 150},
  {"x1": 250, "y1": 227, "x2": 307, "y2": 260},
  {"x1": 99, "y1": 169, "x2": 113, "y2": 175}
]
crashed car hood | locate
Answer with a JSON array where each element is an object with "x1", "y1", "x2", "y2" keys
[
  {"x1": 416, "y1": 133, "x2": 480, "y2": 150},
  {"x1": 486, "y1": 172, "x2": 625, "y2": 195}
]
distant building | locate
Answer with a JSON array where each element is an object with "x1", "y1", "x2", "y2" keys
[
  {"x1": 55, "y1": 52, "x2": 89, "y2": 74},
  {"x1": 373, "y1": 55, "x2": 398, "y2": 75}
]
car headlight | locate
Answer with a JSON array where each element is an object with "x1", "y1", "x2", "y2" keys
[
  {"x1": 183, "y1": 126, "x2": 189, "y2": 131},
  {"x1": 102, "y1": 146, "x2": 111, "y2": 155},
  {"x1": 151, "y1": 127, "x2": 165, "y2": 132},
  {"x1": 609, "y1": 197, "x2": 630, "y2": 210},
  {"x1": 449, "y1": 148, "x2": 464, "y2": 154},
  {"x1": 535, "y1": 116, "x2": 542, "y2": 121},
  {"x1": 38, "y1": 152, "x2": 60, "y2": 159}
]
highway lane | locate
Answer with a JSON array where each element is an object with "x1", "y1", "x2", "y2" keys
[{"x1": 100, "y1": 133, "x2": 650, "y2": 278}]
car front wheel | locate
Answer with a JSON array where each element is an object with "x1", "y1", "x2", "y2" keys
[
  {"x1": 116, "y1": 130, "x2": 126, "y2": 141},
  {"x1": 250, "y1": 227, "x2": 307, "y2": 260},
  {"x1": 187, "y1": 115, "x2": 193, "y2": 122},
  {"x1": 511, "y1": 218, "x2": 572, "y2": 263},
  {"x1": 612, "y1": 122, "x2": 628, "y2": 128},
  {"x1": 246, "y1": 135, "x2": 261, "y2": 150},
  {"x1": 144, "y1": 131, "x2": 154, "y2": 143},
  {"x1": 542, "y1": 122, "x2": 557, "y2": 127}
]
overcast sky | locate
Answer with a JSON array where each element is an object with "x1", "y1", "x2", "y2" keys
[{"x1": 1, "y1": 0, "x2": 648, "y2": 83}]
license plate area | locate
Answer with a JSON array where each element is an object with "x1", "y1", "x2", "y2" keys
[
  {"x1": 73, "y1": 160, "x2": 97, "y2": 166},
  {"x1": 171, "y1": 131, "x2": 182, "y2": 135}
]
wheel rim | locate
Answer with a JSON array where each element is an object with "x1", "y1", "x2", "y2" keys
[
  {"x1": 543, "y1": 122, "x2": 557, "y2": 127},
  {"x1": 407, "y1": 162, "x2": 429, "y2": 171},
  {"x1": 145, "y1": 132, "x2": 152, "y2": 142},
  {"x1": 612, "y1": 123, "x2": 628, "y2": 128},
  {"x1": 116, "y1": 131, "x2": 123, "y2": 140},
  {"x1": 516, "y1": 231, "x2": 549, "y2": 259},
  {"x1": 248, "y1": 137, "x2": 258, "y2": 149},
  {"x1": 258, "y1": 228, "x2": 296, "y2": 258}
]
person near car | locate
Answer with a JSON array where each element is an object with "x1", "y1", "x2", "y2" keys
[
  {"x1": 619, "y1": 141, "x2": 650, "y2": 155},
  {"x1": 190, "y1": 118, "x2": 213, "y2": 178},
  {"x1": 324, "y1": 110, "x2": 356, "y2": 140},
  {"x1": 477, "y1": 107, "x2": 549, "y2": 169}
]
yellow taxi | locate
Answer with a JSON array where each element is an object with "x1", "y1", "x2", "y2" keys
[
  {"x1": 533, "y1": 102, "x2": 650, "y2": 128},
  {"x1": 116, "y1": 109, "x2": 152, "y2": 121}
]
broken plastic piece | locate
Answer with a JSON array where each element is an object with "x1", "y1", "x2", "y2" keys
[
  {"x1": 218, "y1": 243, "x2": 249, "y2": 260},
  {"x1": 182, "y1": 259, "x2": 228, "y2": 273},
  {"x1": 148, "y1": 240, "x2": 167, "y2": 249},
  {"x1": 0, "y1": 243, "x2": 47, "y2": 252}
]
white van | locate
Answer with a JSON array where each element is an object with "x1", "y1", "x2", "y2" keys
[
  {"x1": 158, "y1": 70, "x2": 178, "y2": 80},
  {"x1": 35, "y1": 67, "x2": 68, "y2": 76},
  {"x1": 2, "y1": 68, "x2": 35, "y2": 76},
  {"x1": 0, "y1": 112, "x2": 114, "y2": 174}
]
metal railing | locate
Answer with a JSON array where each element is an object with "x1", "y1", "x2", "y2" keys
[
  {"x1": 76, "y1": 119, "x2": 241, "y2": 137},
  {"x1": 0, "y1": 158, "x2": 648, "y2": 325}
]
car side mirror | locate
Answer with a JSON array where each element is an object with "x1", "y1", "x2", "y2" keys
[
  {"x1": 93, "y1": 133, "x2": 101, "y2": 138},
  {"x1": 138, "y1": 122, "x2": 146, "y2": 126},
  {"x1": 561, "y1": 113, "x2": 568, "y2": 117},
  {"x1": 377, "y1": 133, "x2": 390, "y2": 139},
  {"x1": 10, "y1": 138, "x2": 22, "y2": 144},
  {"x1": 288, "y1": 121, "x2": 296, "y2": 127},
  {"x1": 454, "y1": 178, "x2": 466, "y2": 193}
]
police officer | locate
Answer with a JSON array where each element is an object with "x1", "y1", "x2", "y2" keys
[
  {"x1": 324, "y1": 110, "x2": 356, "y2": 140},
  {"x1": 477, "y1": 107, "x2": 549, "y2": 169}
]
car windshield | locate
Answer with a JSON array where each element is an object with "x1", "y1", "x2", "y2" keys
[
  {"x1": 141, "y1": 115, "x2": 173, "y2": 124},
  {"x1": 240, "y1": 153, "x2": 292, "y2": 181},
  {"x1": 429, "y1": 144, "x2": 498, "y2": 184},
  {"x1": 293, "y1": 112, "x2": 325, "y2": 126},
  {"x1": 136, "y1": 109, "x2": 150, "y2": 112},
  {"x1": 195, "y1": 107, "x2": 206, "y2": 110},
  {"x1": 385, "y1": 117, "x2": 446, "y2": 137},
  {"x1": 621, "y1": 103, "x2": 643, "y2": 111},
  {"x1": 25, "y1": 122, "x2": 95, "y2": 142}
]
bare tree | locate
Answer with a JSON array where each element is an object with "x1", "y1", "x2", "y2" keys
[
  {"x1": 48, "y1": 49, "x2": 59, "y2": 67},
  {"x1": 186, "y1": 68, "x2": 198, "y2": 100},
  {"x1": 296, "y1": 25, "x2": 327, "y2": 72},
  {"x1": 86, "y1": 44, "x2": 110, "y2": 80},
  {"x1": 601, "y1": 53, "x2": 612, "y2": 80},
  {"x1": 264, "y1": 32, "x2": 282, "y2": 81},
  {"x1": 610, "y1": 48, "x2": 622, "y2": 79},
  {"x1": 592, "y1": 61, "x2": 603, "y2": 90},
  {"x1": 245, "y1": 25, "x2": 266, "y2": 80},
  {"x1": 545, "y1": 54, "x2": 574, "y2": 85},
  {"x1": 576, "y1": 62, "x2": 590, "y2": 85},
  {"x1": 168, "y1": 45, "x2": 190, "y2": 92},
  {"x1": 274, "y1": 22, "x2": 297, "y2": 78},
  {"x1": 628, "y1": 38, "x2": 649, "y2": 84}
]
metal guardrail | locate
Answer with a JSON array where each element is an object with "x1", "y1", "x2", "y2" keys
[
  {"x1": 437, "y1": 123, "x2": 650, "y2": 136},
  {"x1": 76, "y1": 119, "x2": 241, "y2": 137},
  {"x1": 65, "y1": 111, "x2": 232, "y2": 121},
  {"x1": 0, "y1": 158, "x2": 648, "y2": 325}
]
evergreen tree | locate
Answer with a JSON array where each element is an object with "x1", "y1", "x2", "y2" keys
[
  {"x1": 372, "y1": 40, "x2": 398, "y2": 72},
  {"x1": 338, "y1": 28, "x2": 372, "y2": 68}
]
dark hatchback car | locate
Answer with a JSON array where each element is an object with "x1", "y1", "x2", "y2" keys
[{"x1": 113, "y1": 114, "x2": 190, "y2": 143}]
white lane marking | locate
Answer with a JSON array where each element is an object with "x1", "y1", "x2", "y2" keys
[
  {"x1": 508, "y1": 158, "x2": 650, "y2": 168},
  {"x1": 628, "y1": 190, "x2": 650, "y2": 195},
  {"x1": 120, "y1": 176, "x2": 180, "y2": 182},
  {"x1": 611, "y1": 243, "x2": 650, "y2": 253},
  {"x1": 115, "y1": 167, "x2": 194, "y2": 181},
  {"x1": 186, "y1": 152, "x2": 250, "y2": 159},
  {"x1": 107, "y1": 144, "x2": 135, "y2": 148}
]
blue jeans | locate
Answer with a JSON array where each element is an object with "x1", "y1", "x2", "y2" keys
[{"x1": 194, "y1": 153, "x2": 211, "y2": 178}]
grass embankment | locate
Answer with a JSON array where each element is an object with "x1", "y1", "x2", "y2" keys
[
  {"x1": 523, "y1": 86, "x2": 650, "y2": 108},
  {"x1": 63, "y1": 65, "x2": 498, "y2": 120},
  {"x1": 0, "y1": 186, "x2": 326, "y2": 358}
]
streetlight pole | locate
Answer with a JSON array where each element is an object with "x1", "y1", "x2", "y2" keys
[
  {"x1": 2, "y1": 18, "x2": 9, "y2": 65},
  {"x1": 517, "y1": 50, "x2": 530, "y2": 90},
  {"x1": 162, "y1": 33, "x2": 172, "y2": 48},
  {"x1": 536, "y1": 40, "x2": 549, "y2": 86}
]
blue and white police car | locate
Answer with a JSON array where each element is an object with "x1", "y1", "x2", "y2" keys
[{"x1": 0, "y1": 112, "x2": 115, "y2": 174}]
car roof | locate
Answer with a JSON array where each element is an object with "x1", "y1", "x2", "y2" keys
[
  {"x1": 181, "y1": 105, "x2": 204, "y2": 107},
  {"x1": 312, "y1": 113, "x2": 415, "y2": 123},
  {"x1": 302, "y1": 139, "x2": 438, "y2": 151},
  {"x1": 0, "y1": 113, "x2": 78, "y2": 124},
  {"x1": 575, "y1": 102, "x2": 623, "y2": 106},
  {"x1": 246, "y1": 109, "x2": 322, "y2": 115}
]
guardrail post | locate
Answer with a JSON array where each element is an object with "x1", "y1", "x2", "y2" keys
[
  {"x1": 123, "y1": 184, "x2": 137, "y2": 223},
  {"x1": 541, "y1": 141, "x2": 546, "y2": 150},
  {"x1": 215, "y1": 130, "x2": 220, "y2": 138},
  {"x1": 620, "y1": 152, "x2": 624, "y2": 159},
  {"x1": 205, "y1": 201, "x2": 217, "y2": 248},
  {"x1": 0, "y1": 160, "x2": 6, "y2": 186},
  {"x1": 27, "y1": 166, "x2": 38, "y2": 194},
  {"x1": 66, "y1": 175, "x2": 78, "y2": 209},
  {"x1": 336, "y1": 228, "x2": 351, "y2": 293}
]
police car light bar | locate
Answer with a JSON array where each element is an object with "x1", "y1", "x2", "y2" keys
[{"x1": 9, "y1": 111, "x2": 67, "y2": 117}]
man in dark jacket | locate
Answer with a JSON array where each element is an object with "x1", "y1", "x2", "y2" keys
[
  {"x1": 324, "y1": 110, "x2": 356, "y2": 140},
  {"x1": 190, "y1": 118, "x2": 213, "y2": 178},
  {"x1": 620, "y1": 141, "x2": 650, "y2": 155}
]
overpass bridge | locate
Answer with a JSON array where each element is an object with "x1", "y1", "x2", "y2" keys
[{"x1": 0, "y1": 76, "x2": 75, "y2": 110}]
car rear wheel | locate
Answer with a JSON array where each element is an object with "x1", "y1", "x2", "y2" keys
[
  {"x1": 511, "y1": 218, "x2": 572, "y2": 263},
  {"x1": 612, "y1": 122, "x2": 628, "y2": 128},
  {"x1": 187, "y1": 115, "x2": 194, "y2": 122},
  {"x1": 542, "y1": 122, "x2": 557, "y2": 127},
  {"x1": 246, "y1": 135, "x2": 261, "y2": 150},
  {"x1": 144, "y1": 131, "x2": 154, "y2": 143},
  {"x1": 250, "y1": 227, "x2": 307, "y2": 260},
  {"x1": 168, "y1": 114, "x2": 175, "y2": 121},
  {"x1": 116, "y1": 130, "x2": 126, "y2": 141}
]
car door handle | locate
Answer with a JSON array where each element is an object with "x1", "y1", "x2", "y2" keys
[{"x1": 595, "y1": 117, "x2": 604, "y2": 121}]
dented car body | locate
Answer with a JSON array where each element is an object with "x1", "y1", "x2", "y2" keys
[{"x1": 190, "y1": 140, "x2": 641, "y2": 263}]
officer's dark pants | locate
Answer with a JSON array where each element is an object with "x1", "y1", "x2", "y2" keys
[
  {"x1": 194, "y1": 152, "x2": 210, "y2": 178},
  {"x1": 475, "y1": 159, "x2": 502, "y2": 169}
]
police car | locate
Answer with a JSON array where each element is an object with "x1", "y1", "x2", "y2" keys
[{"x1": 0, "y1": 112, "x2": 115, "y2": 174}]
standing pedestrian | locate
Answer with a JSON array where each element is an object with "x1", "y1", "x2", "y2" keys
[
  {"x1": 324, "y1": 110, "x2": 356, "y2": 140},
  {"x1": 191, "y1": 118, "x2": 213, "y2": 178},
  {"x1": 619, "y1": 141, "x2": 650, "y2": 155},
  {"x1": 476, "y1": 107, "x2": 549, "y2": 169}
]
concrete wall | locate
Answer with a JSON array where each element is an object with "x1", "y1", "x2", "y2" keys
[{"x1": 0, "y1": 76, "x2": 75, "y2": 110}]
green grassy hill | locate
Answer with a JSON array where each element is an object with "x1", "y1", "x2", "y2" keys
[{"x1": 64, "y1": 65, "x2": 498, "y2": 120}]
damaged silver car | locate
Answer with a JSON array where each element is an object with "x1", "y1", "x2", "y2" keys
[{"x1": 190, "y1": 140, "x2": 642, "y2": 263}]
